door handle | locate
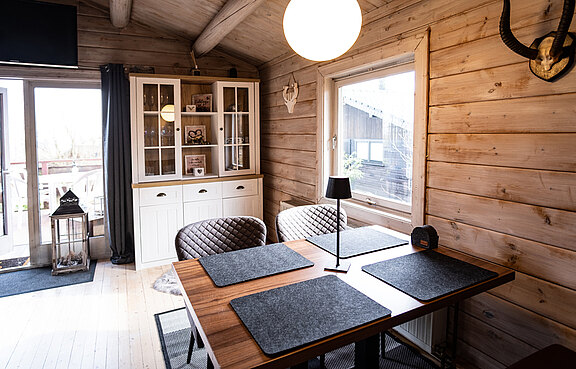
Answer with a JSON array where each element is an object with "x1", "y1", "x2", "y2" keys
[
  {"x1": 236, "y1": 185, "x2": 245, "y2": 190},
  {"x1": 199, "y1": 189, "x2": 208, "y2": 193},
  {"x1": 156, "y1": 192, "x2": 167, "y2": 197}
]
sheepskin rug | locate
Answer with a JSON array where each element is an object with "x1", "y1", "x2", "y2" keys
[{"x1": 153, "y1": 270, "x2": 182, "y2": 296}]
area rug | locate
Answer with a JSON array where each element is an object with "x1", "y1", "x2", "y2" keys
[
  {"x1": 155, "y1": 307, "x2": 206, "y2": 369},
  {"x1": 0, "y1": 260, "x2": 97, "y2": 298},
  {"x1": 0, "y1": 256, "x2": 30, "y2": 269},
  {"x1": 153, "y1": 270, "x2": 182, "y2": 296},
  {"x1": 155, "y1": 308, "x2": 439, "y2": 369}
]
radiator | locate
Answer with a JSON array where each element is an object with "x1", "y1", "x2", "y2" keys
[{"x1": 394, "y1": 309, "x2": 447, "y2": 356}]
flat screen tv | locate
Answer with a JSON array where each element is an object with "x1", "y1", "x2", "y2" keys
[{"x1": 0, "y1": 0, "x2": 78, "y2": 68}]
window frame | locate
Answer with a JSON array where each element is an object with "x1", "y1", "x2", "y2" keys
[
  {"x1": 334, "y1": 63, "x2": 416, "y2": 214},
  {"x1": 317, "y1": 31, "x2": 429, "y2": 230}
]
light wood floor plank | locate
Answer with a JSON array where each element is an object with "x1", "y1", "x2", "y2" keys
[{"x1": 0, "y1": 261, "x2": 179, "y2": 369}]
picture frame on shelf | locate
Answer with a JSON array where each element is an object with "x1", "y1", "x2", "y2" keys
[
  {"x1": 192, "y1": 94, "x2": 212, "y2": 112},
  {"x1": 185, "y1": 154, "x2": 206, "y2": 175},
  {"x1": 185, "y1": 125, "x2": 208, "y2": 145}
]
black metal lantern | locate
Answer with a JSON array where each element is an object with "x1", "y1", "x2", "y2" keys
[{"x1": 50, "y1": 190, "x2": 90, "y2": 275}]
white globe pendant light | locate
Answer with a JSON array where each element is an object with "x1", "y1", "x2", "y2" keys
[{"x1": 283, "y1": 0, "x2": 362, "y2": 62}]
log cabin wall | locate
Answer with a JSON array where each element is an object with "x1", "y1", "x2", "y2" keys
[
  {"x1": 259, "y1": 0, "x2": 576, "y2": 368},
  {"x1": 0, "y1": 1, "x2": 259, "y2": 79},
  {"x1": 76, "y1": 1, "x2": 259, "y2": 78}
]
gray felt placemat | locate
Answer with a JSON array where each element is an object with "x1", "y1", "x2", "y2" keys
[
  {"x1": 362, "y1": 250, "x2": 498, "y2": 301},
  {"x1": 199, "y1": 243, "x2": 314, "y2": 287},
  {"x1": 307, "y1": 227, "x2": 408, "y2": 258},
  {"x1": 230, "y1": 275, "x2": 391, "y2": 356}
]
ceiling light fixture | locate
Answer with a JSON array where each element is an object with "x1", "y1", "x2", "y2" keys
[{"x1": 283, "y1": 0, "x2": 362, "y2": 62}]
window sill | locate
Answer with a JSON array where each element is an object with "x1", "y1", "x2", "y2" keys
[{"x1": 319, "y1": 197, "x2": 413, "y2": 234}]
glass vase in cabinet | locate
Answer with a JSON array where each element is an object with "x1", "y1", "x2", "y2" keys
[{"x1": 135, "y1": 78, "x2": 181, "y2": 182}]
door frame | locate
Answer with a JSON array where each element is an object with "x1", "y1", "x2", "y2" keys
[
  {"x1": 23, "y1": 80, "x2": 102, "y2": 266},
  {"x1": 0, "y1": 87, "x2": 14, "y2": 255}
]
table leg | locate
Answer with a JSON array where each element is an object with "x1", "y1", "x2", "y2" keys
[
  {"x1": 355, "y1": 334, "x2": 380, "y2": 368},
  {"x1": 441, "y1": 302, "x2": 459, "y2": 369}
]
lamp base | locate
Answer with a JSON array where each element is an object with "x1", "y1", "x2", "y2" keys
[{"x1": 324, "y1": 261, "x2": 350, "y2": 273}]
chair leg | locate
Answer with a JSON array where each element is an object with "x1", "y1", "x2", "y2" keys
[
  {"x1": 320, "y1": 354, "x2": 326, "y2": 368},
  {"x1": 196, "y1": 327, "x2": 205, "y2": 348},
  {"x1": 207, "y1": 354, "x2": 214, "y2": 369},
  {"x1": 381, "y1": 331, "x2": 386, "y2": 358},
  {"x1": 187, "y1": 329, "x2": 195, "y2": 364}
]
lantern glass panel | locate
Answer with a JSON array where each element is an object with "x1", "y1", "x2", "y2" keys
[{"x1": 51, "y1": 213, "x2": 89, "y2": 275}]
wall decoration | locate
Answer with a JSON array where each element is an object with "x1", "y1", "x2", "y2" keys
[
  {"x1": 499, "y1": 0, "x2": 575, "y2": 82},
  {"x1": 185, "y1": 125, "x2": 208, "y2": 145},
  {"x1": 185, "y1": 104, "x2": 196, "y2": 112},
  {"x1": 192, "y1": 94, "x2": 212, "y2": 112},
  {"x1": 282, "y1": 74, "x2": 299, "y2": 114},
  {"x1": 185, "y1": 154, "x2": 206, "y2": 175}
]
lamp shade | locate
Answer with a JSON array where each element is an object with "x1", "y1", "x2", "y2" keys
[
  {"x1": 325, "y1": 176, "x2": 351, "y2": 199},
  {"x1": 283, "y1": 0, "x2": 362, "y2": 62},
  {"x1": 160, "y1": 104, "x2": 175, "y2": 122}
]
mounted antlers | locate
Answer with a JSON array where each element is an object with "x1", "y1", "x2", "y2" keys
[
  {"x1": 499, "y1": 0, "x2": 576, "y2": 81},
  {"x1": 282, "y1": 81, "x2": 299, "y2": 114}
]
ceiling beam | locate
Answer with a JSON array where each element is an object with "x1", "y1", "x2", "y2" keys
[
  {"x1": 109, "y1": 0, "x2": 132, "y2": 28},
  {"x1": 192, "y1": 0, "x2": 265, "y2": 58}
]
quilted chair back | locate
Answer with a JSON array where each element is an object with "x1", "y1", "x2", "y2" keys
[
  {"x1": 275, "y1": 204, "x2": 347, "y2": 243},
  {"x1": 175, "y1": 216, "x2": 267, "y2": 260}
]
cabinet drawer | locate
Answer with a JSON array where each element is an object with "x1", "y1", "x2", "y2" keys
[
  {"x1": 222, "y1": 179, "x2": 258, "y2": 198},
  {"x1": 183, "y1": 182, "x2": 222, "y2": 202},
  {"x1": 139, "y1": 186, "x2": 182, "y2": 206}
]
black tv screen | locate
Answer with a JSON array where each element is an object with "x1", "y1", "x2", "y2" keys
[{"x1": 0, "y1": 0, "x2": 78, "y2": 68}]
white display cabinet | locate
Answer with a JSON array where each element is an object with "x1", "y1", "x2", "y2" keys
[{"x1": 130, "y1": 75, "x2": 263, "y2": 269}]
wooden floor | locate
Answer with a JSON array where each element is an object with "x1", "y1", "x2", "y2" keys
[{"x1": 0, "y1": 260, "x2": 184, "y2": 369}]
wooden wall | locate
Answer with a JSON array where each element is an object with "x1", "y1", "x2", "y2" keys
[
  {"x1": 0, "y1": 0, "x2": 259, "y2": 79},
  {"x1": 259, "y1": 0, "x2": 576, "y2": 367}
]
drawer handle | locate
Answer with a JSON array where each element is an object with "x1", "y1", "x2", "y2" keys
[
  {"x1": 199, "y1": 189, "x2": 208, "y2": 193},
  {"x1": 156, "y1": 192, "x2": 167, "y2": 197},
  {"x1": 236, "y1": 185, "x2": 245, "y2": 190}
]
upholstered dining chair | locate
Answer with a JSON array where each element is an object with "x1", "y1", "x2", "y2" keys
[
  {"x1": 174, "y1": 216, "x2": 267, "y2": 365},
  {"x1": 275, "y1": 204, "x2": 348, "y2": 242}
]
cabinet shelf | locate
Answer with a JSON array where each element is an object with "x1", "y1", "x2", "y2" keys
[
  {"x1": 182, "y1": 112, "x2": 217, "y2": 117},
  {"x1": 182, "y1": 144, "x2": 218, "y2": 148},
  {"x1": 182, "y1": 173, "x2": 218, "y2": 180}
]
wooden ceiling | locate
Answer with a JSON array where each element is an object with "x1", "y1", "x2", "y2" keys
[{"x1": 82, "y1": 0, "x2": 388, "y2": 67}]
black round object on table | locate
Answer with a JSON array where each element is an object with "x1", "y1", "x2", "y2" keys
[{"x1": 411, "y1": 225, "x2": 439, "y2": 249}]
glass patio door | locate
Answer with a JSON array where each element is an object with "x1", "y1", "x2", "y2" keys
[{"x1": 0, "y1": 88, "x2": 14, "y2": 255}]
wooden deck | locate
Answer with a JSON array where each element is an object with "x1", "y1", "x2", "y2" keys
[{"x1": 0, "y1": 261, "x2": 183, "y2": 369}]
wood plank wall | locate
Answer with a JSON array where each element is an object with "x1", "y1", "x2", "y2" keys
[
  {"x1": 258, "y1": 0, "x2": 576, "y2": 367},
  {"x1": 76, "y1": 1, "x2": 258, "y2": 78},
  {"x1": 0, "y1": 1, "x2": 258, "y2": 79}
]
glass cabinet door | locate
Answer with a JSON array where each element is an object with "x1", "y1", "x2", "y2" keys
[
  {"x1": 220, "y1": 84, "x2": 255, "y2": 176},
  {"x1": 139, "y1": 80, "x2": 180, "y2": 181}
]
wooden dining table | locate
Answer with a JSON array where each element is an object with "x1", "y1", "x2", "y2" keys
[{"x1": 172, "y1": 226, "x2": 514, "y2": 369}]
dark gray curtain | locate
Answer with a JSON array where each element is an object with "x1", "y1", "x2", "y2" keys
[{"x1": 101, "y1": 64, "x2": 134, "y2": 264}]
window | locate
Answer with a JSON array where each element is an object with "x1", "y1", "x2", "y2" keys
[
  {"x1": 336, "y1": 66, "x2": 415, "y2": 213},
  {"x1": 319, "y1": 33, "x2": 428, "y2": 227}
]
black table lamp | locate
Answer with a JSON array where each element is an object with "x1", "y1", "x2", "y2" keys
[{"x1": 324, "y1": 176, "x2": 351, "y2": 273}]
